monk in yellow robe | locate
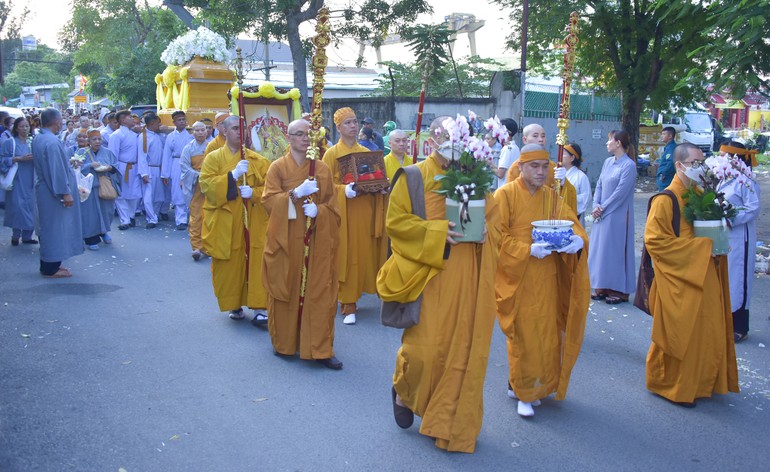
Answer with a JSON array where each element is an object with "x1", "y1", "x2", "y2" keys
[
  {"x1": 377, "y1": 116, "x2": 500, "y2": 453},
  {"x1": 504, "y1": 123, "x2": 577, "y2": 212},
  {"x1": 645, "y1": 143, "x2": 739, "y2": 406},
  {"x1": 199, "y1": 116, "x2": 271, "y2": 324},
  {"x1": 204, "y1": 112, "x2": 229, "y2": 157},
  {"x1": 383, "y1": 129, "x2": 413, "y2": 180},
  {"x1": 322, "y1": 107, "x2": 387, "y2": 325},
  {"x1": 495, "y1": 144, "x2": 590, "y2": 418},
  {"x1": 261, "y1": 119, "x2": 343, "y2": 369},
  {"x1": 180, "y1": 121, "x2": 210, "y2": 261}
]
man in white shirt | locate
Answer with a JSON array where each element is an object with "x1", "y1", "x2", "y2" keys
[
  {"x1": 161, "y1": 111, "x2": 194, "y2": 230},
  {"x1": 495, "y1": 118, "x2": 520, "y2": 188}
]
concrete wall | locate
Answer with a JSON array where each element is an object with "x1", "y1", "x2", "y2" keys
[{"x1": 518, "y1": 118, "x2": 621, "y2": 186}]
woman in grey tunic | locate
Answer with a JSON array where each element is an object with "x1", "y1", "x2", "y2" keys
[
  {"x1": 79, "y1": 129, "x2": 122, "y2": 250},
  {"x1": 1, "y1": 117, "x2": 37, "y2": 245},
  {"x1": 588, "y1": 129, "x2": 637, "y2": 304}
]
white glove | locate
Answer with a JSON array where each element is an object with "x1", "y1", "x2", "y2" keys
[
  {"x1": 554, "y1": 166, "x2": 566, "y2": 185},
  {"x1": 231, "y1": 160, "x2": 250, "y2": 180},
  {"x1": 344, "y1": 182, "x2": 357, "y2": 199},
  {"x1": 294, "y1": 179, "x2": 318, "y2": 198},
  {"x1": 530, "y1": 243, "x2": 552, "y2": 259},
  {"x1": 239, "y1": 185, "x2": 253, "y2": 199},
  {"x1": 303, "y1": 202, "x2": 318, "y2": 218},
  {"x1": 557, "y1": 234, "x2": 584, "y2": 254}
]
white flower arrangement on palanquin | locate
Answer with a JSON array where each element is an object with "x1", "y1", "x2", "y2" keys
[{"x1": 161, "y1": 27, "x2": 231, "y2": 66}]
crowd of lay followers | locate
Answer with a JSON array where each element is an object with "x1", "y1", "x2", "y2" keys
[{"x1": 1, "y1": 105, "x2": 759, "y2": 453}]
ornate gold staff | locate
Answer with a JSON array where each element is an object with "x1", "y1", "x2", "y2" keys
[
  {"x1": 554, "y1": 12, "x2": 580, "y2": 215},
  {"x1": 234, "y1": 47, "x2": 251, "y2": 278},
  {"x1": 298, "y1": 7, "x2": 331, "y2": 324}
]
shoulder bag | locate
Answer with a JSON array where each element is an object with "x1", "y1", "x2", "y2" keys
[
  {"x1": 380, "y1": 165, "x2": 425, "y2": 329},
  {"x1": 0, "y1": 138, "x2": 19, "y2": 191},
  {"x1": 634, "y1": 189, "x2": 679, "y2": 315},
  {"x1": 89, "y1": 150, "x2": 118, "y2": 200}
]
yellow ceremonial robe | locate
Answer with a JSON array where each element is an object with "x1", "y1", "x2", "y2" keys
[
  {"x1": 261, "y1": 152, "x2": 340, "y2": 359},
  {"x1": 376, "y1": 152, "x2": 500, "y2": 454},
  {"x1": 188, "y1": 153, "x2": 206, "y2": 251},
  {"x1": 644, "y1": 175, "x2": 739, "y2": 402},
  {"x1": 322, "y1": 141, "x2": 387, "y2": 306},
  {"x1": 200, "y1": 145, "x2": 270, "y2": 311},
  {"x1": 506, "y1": 160, "x2": 578, "y2": 213},
  {"x1": 494, "y1": 178, "x2": 590, "y2": 402},
  {"x1": 383, "y1": 152, "x2": 414, "y2": 180},
  {"x1": 204, "y1": 134, "x2": 226, "y2": 157}
]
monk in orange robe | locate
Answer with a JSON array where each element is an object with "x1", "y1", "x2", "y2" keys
[
  {"x1": 261, "y1": 119, "x2": 343, "y2": 369},
  {"x1": 644, "y1": 143, "x2": 739, "y2": 406},
  {"x1": 376, "y1": 116, "x2": 500, "y2": 453},
  {"x1": 199, "y1": 116, "x2": 271, "y2": 324},
  {"x1": 495, "y1": 144, "x2": 590, "y2": 418},
  {"x1": 204, "y1": 112, "x2": 229, "y2": 157},
  {"x1": 504, "y1": 123, "x2": 577, "y2": 212},
  {"x1": 322, "y1": 107, "x2": 387, "y2": 325}
]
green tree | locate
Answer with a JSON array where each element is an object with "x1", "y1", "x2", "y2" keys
[
  {"x1": 679, "y1": 0, "x2": 770, "y2": 97},
  {"x1": 0, "y1": 46, "x2": 72, "y2": 103},
  {"x1": 493, "y1": 0, "x2": 710, "y2": 148},
  {"x1": 370, "y1": 56, "x2": 502, "y2": 99},
  {"x1": 59, "y1": 0, "x2": 186, "y2": 105},
  {"x1": 177, "y1": 0, "x2": 431, "y2": 110},
  {"x1": 0, "y1": 0, "x2": 29, "y2": 84}
]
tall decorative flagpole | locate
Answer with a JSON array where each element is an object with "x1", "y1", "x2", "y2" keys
[
  {"x1": 234, "y1": 47, "x2": 251, "y2": 280},
  {"x1": 414, "y1": 60, "x2": 431, "y2": 157},
  {"x1": 554, "y1": 12, "x2": 580, "y2": 207},
  {"x1": 298, "y1": 7, "x2": 331, "y2": 324}
]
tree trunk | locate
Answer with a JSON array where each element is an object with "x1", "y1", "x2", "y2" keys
[
  {"x1": 621, "y1": 95, "x2": 643, "y2": 161},
  {"x1": 285, "y1": 0, "x2": 323, "y2": 112},
  {"x1": 286, "y1": 14, "x2": 309, "y2": 112}
]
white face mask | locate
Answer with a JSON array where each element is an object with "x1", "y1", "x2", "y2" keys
[
  {"x1": 682, "y1": 163, "x2": 705, "y2": 184},
  {"x1": 437, "y1": 141, "x2": 464, "y2": 161}
]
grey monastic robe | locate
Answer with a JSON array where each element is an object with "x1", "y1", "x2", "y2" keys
[
  {"x1": 1, "y1": 136, "x2": 35, "y2": 230},
  {"x1": 33, "y1": 128, "x2": 84, "y2": 262},
  {"x1": 80, "y1": 146, "x2": 122, "y2": 239}
]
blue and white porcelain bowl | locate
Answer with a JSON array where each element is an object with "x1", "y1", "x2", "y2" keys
[{"x1": 531, "y1": 220, "x2": 574, "y2": 250}]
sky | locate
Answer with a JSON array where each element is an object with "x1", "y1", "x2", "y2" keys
[{"x1": 17, "y1": 0, "x2": 518, "y2": 68}]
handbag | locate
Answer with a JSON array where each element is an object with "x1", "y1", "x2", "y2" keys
[
  {"x1": 634, "y1": 190, "x2": 679, "y2": 315},
  {"x1": 88, "y1": 150, "x2": 118, "y2": 200},
  {"x1": 0, "y1": 138, "x2": 18, "y2": 191},
  {"x1": 380, "y1": 165, "x2": 426, "y2": 329}
]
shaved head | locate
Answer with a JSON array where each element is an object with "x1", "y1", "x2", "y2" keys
[{"x1": 287, "y1": 119, "x2": 310, "y2": 134}]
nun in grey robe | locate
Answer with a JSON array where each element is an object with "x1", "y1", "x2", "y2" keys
[
  {"x1": 1, "y1": 128, "x2": 36, "y2": 244},
  {"x1": 33, "y1": 126, "x2": 83, "y2": 276},
  {"x1": 80, "y1": 131, "x2": 122, "y2": 248}
]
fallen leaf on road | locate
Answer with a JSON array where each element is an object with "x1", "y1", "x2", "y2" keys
[
  {"x1": 20, "y1": 333, "x2": 30, "y2": 338},
  {"x1": 169, "y1": 435, "x2": 180, "y2": 440}
]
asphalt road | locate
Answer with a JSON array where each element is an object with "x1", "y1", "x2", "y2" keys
[{"x1": 1, "y1": 190, "x2": 768, "y2": 472}]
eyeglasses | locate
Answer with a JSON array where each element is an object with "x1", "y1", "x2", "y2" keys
[
  {"x1": 684, "y1": 160, "x2": 704, "y2": 168},
  {"x1": 288, "y1": 132, "x2": 308, "y2": 138}
]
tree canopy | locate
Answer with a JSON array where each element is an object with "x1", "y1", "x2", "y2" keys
[
  {"x1": 59, "y1": 0, "x2": 186, "y2": 105},
  {"x1": 493, "y1": 0, "x2": 713, "y2": 147},
  {"x1": 177, "y1": 0, "x2": 432, "y2": 110},
  {"x1": 370, "y1": 56, "x2": 502, "y2": 99},
  {"x1": 678, "y1": 0, "x2": 770, "y2": 97}
]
